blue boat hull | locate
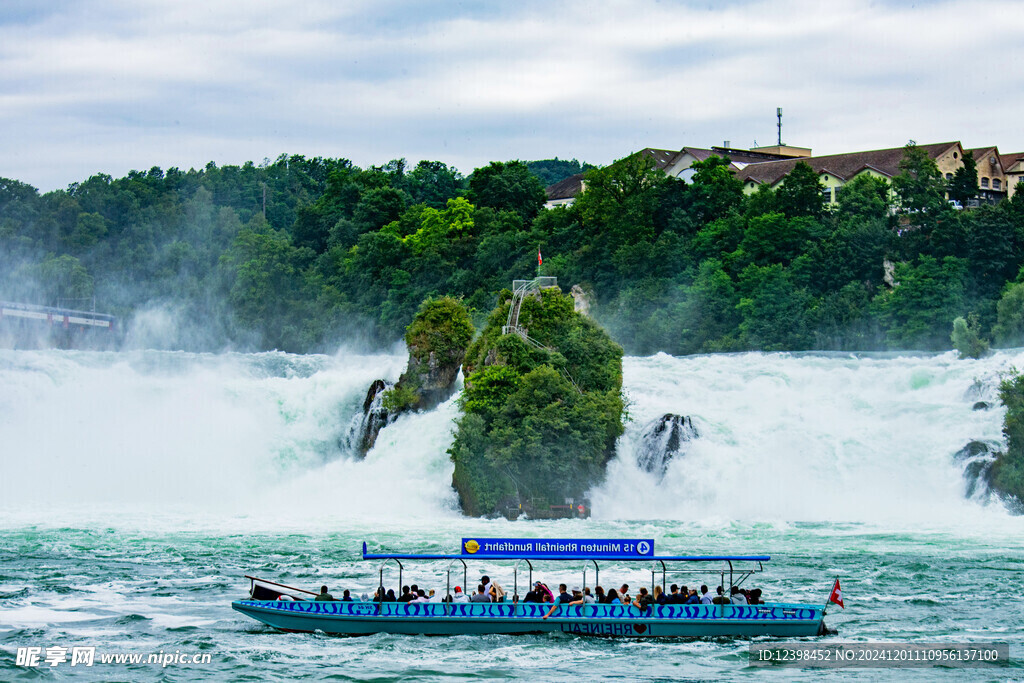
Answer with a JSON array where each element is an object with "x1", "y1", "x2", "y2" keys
[{"x1": 232, "y1": 600, "x2": 825, "y2": 638}]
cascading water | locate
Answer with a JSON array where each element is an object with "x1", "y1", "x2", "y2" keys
[
  {"x1": 1, "y1": 347, "x2": 1021, "y2": 526},
  {"x1": 593, "y1": 351, "x2": 1021, "y2": 525},
  {"x1": 0, "y1": 349, "x2": 452, "y2": 523}
]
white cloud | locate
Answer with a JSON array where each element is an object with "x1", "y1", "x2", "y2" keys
[{"x1": 2, "y1": 0, "x2": 1023, "y2": 190}]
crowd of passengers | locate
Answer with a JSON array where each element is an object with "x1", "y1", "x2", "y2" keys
[{"x1": 311, "y1": 575, "x2": 765, "y2": 608}]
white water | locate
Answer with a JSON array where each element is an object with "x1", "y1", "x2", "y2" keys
[
  {"x1": 595, "y1": 352, "x2": 1017, "y2": 526},
  {"x1": 1, "y1": 347, "x2": 1021, "y2": 529}
]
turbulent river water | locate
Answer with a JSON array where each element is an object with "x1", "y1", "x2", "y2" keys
[{"x1": 1, "y1": 348, "x2": 1023, "y2": 681}]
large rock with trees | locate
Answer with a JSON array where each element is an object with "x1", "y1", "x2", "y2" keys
[
  {"x1": 448, "y1": 283, "x2": 624, "y2": 516},
  {"x1": 349, "y1": 296, "x2": 473, "y2": 457}
]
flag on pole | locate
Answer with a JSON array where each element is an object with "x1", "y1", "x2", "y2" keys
[
  {"x1": 828, "y1": 579, "x2": 844, "y2": 608},
  {"x1": 538, "y1": 247, "x2": 543, "y2": 266}
]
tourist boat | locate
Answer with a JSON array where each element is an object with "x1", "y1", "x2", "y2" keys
[{"x1": 232, "y1": 538, "x2": 832, "y2": 638}]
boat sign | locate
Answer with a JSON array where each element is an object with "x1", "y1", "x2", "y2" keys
[{"x1": 461, "y1": 538, "x2": 655, "y2": 558}]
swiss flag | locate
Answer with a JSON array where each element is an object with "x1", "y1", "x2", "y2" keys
[
  {"x1": 828, "y1": 579, "x2": 844, "y2": 608},
  {"x1": 538, "y1": 247, "x2": 543, "y2": 266}
]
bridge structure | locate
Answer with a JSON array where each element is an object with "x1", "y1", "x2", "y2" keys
[{"x1": 0, "y1": 301, "x2": 118, "y2": 349}]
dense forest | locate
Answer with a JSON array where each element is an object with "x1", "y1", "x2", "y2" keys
[{"x1": 3, "y1": 145, "x2": 1024, "y2": 354}]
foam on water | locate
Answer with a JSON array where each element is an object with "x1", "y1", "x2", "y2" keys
[
  {"x1": 2, "y1": 347, "x2": 1024, "y2": 532},
  {"x1": 594, "y1": 350, "x2": 1024, "y2": 527}
]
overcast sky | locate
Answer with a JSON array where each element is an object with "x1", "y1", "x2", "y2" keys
[{"x1": 3, "y1": 0, "x2": 1023, "y2": 191}]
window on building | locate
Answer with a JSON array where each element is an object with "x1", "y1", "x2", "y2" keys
[
  {"x1": 946, "y1": 173, "x2": 953, "y2": 180},
  {"x1": 994, "y1": 178, "x2": 1002, "y2": 190},
  {"x1": 821, "y1": 188, "x2": 832, "y2": 203},
  {"x1": 981, "y1": 177, "x2": 990, "y2": 188}
]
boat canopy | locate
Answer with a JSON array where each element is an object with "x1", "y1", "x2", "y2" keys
[{"x1": 361, "y1": 540, "x2": 770, "y2": 563}]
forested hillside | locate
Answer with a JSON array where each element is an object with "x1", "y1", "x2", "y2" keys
[{"x1": 3, "y1": 145, "x2": 1024, "y2": 354}]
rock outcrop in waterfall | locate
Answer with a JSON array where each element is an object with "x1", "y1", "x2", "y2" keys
[
  {"x1": 636, "y1": 414, "x2": 699, "y2": 477},
  {"x1": 981, "y1": 373, "x2": 1024, "y2": 513},
  {"x1": 348, "y1": 297, "x2": 474, "y2": 458},
  {"x1": 448, "y1": 279, "x2": 624, "y2": 517}
]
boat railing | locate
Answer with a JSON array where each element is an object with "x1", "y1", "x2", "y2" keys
[{"x1": 362, "y1": 542, "x2": 768, "y2": 618}]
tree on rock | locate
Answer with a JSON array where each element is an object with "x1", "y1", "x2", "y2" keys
[
  {"x1": 450, "y1": 284, "x2": 624, "y2": 516},
  {"x1": 387, "y1": 296, "x2": 475, "y2": 412}
]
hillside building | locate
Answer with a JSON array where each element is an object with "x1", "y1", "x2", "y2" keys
[{"x1": 546, "y1": 140, "x2": 1022, "y2": 208}]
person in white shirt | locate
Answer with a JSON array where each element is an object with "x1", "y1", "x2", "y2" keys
[
  {"x1": 700, "y1": 585, "x2": 713, "y2": 604},
  {"x1": 452, "y1": 586, "x2": 470, "y2": 602},
  {"x1": 480, "y1": 575, "x2": 492, "y2": 601}
]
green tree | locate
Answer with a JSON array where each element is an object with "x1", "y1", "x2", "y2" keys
[
  {"x1": 948, "y1": 152, "x2": 978, "y2": 205},
  {"x1": 526, "y1": 158, "x2": 595, "y2": 186},
  {"x1": 873, "y1": 256, "x2": 967, "y2": 349},
  {"x1": 951, "y1": 313, "x2": 989, "y2": 359},
  {"x1": 222, "y1": 220, "x2": 315, "y2": 349},
  {"x1": 836, "y1": 174, "x2": 892, "y2": 220},
  {"x1": 687, "y1": 155, "x2": 745, "y2": 225},
  {"x1": 467, "y1": 161, "x2": 547, "y2": 223},
  {"x1": 892, "y1": 144, "x2": 948, "y2": 216},
  {"x1": 993, "y1": 281, "x2": 1024, "y2": 346},
  {"x1": 736, "y1": 263, "x2": 813, "y2": 350},
  {"x1": 34, "y1": 253, "x2": 94, "y2": 304},
  {"x1": 774, "y1": 162, "x2": 825, "y2": 218}
]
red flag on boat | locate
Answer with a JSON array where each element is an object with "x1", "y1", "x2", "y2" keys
[
  {"x1": 538, "y1": 247, "x2": 543, "y2": 266},
  {"x1": 828, "y1": 579, "x2": 844, "y2": 608}
]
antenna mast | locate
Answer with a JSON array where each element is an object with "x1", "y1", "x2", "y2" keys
[{"x1": 777, "y1": 107, "x2": 783, "y2": 146}]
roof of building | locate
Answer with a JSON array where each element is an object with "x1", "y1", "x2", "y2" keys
[
  {"x1": 1000, "y1": 152, "x2": 1024, "y2": 173},
  {"x1": 736, "y1": 142, "x2": 960, "y2": 186},
  {"x1": 545, "y1": 172, "x2": 585, "y2": 200},
  {"x1": 969, "y1": 147, "x2": 1004, "y2": 174}
]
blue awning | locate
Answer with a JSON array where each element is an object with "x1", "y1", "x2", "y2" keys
[{"x1": 361, "y1": 542, "x2": 769, "y2": 562}]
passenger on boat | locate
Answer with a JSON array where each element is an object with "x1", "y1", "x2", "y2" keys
[
  {"x1": 542, "y1": 584, "x2": 576, "y2": 619},
  {"x1": 686, "y1": 588, "x2": 700, "y2": 604},
  {"x1": 489, "y1": 581, "x2": 506, "y2": 602},
  {"x1": 748, "y1": 588, "x2": 763, "y2": 605},
  {"x1": 594, "y1": 586, "x2": 606, "y2": 603},
  {"x1": 535, "y1": 582, "x2": 554, "y2": 603},
  {"x1": 341, "y1": 589, "x2": 354, "y2": 602},
  {"x1": 729, "y1": 586, "x2": 748, "y2": 604},
  {"x1": 384, "y1": 589, "x2": 397, "y2": 602},
  {"x1": 700, "y1": 585, "x2": 713, "y2": 604},
  {"x1": 452, "y1": 586, "x2": 469, "y2": 602},
  {"x1": 480, "y1": 575, "x2": 492, "y2": 599},
  {"x1": 361, "y1": 593, "x2": 370, "y2": 602},
  {"x1": 667, "y1": 584, "x2": 682, "y2": 604},
  {"x1": 619, "y1": 584, "x2": 630, "y2": 603},
  {"x1": 411, "y1": 590, "x2": 430, "y2": 603},
  {"x1": 654, "y1": 585, "x2": 667, "y2": 605},
  {"x1": 712, "y1": 586, "x2": 729, "y2": 605},
  {"x1": 606, "y1": 588, "x2": 623, "y2": 605},
  {"x1": 633, "y1": 587, "x2": 655, "y2": 610},
  {"x1": 523, "y1": 583, "x2": 541, "y2": 603},
  {"x1": 470, "y1": 584, "x2": 490, "y2": 603},
  {"x1": 373, "y1": 587, "x2": 385, "y2": 603},
  {"x1": 314, "y1": 586, "x2": 335, "y2": 602},
  {"x1": 397, "y1": 585, "x2": 414, "y2": 602},
  {"x1": 582, "y1": 587, "x2": 596, "y2": 604}
]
